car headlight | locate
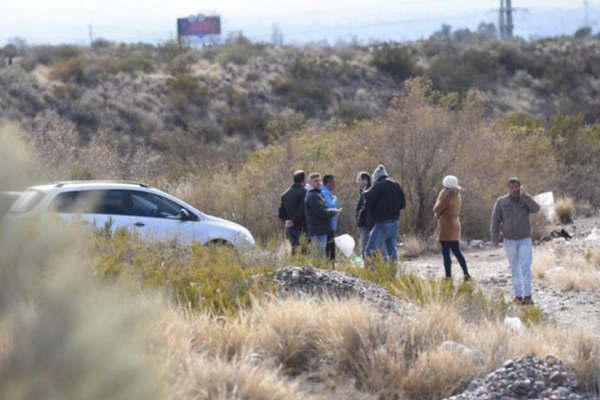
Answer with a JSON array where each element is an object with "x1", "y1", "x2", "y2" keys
[{"x1": 234, "y1": 230, "x2": 255, "y2": 247}]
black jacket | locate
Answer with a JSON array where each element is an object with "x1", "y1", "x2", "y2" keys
[
  {"x1": 356, "y1": 186, "x2": 373, "y2": 229},
  {"x1": 305, "y1": 188, "x2": 336, "y2": 236},
  {"x1": 364, "y1": 176, "x2": 406, "y2": 224},
  {"x1": 279, "y1": 183, "x2": 307, "y2": 229}
]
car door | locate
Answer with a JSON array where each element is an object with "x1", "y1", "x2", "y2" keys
[
  {"x1": 127, "y1": 190, "x2": 198, "y2": 243},
  {"x1": 49, "y1": 190, "x2": 137, "y2": 233}
]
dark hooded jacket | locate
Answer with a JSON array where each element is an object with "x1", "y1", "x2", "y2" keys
[
  {"x1": 356, "y1": 185, "x2": 373, "y2": 229},
  {"x1": 279, "y1": 183, "x2": 307, "y2": 229},
  {"x1": 305, "y1": 188, "x2": 336, "y2": 236},
  {"x1": 364, "y1": 176, "x2": 406, "y2": 224}
]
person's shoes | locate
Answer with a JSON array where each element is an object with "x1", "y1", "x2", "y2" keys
[
  {"x1": 514, "y1": 296, "x2": 524, "y2": 305},
  {"x1": 464, "y1": 274, "x2": 472, "y2": 282},
  {"x1": 522, "y1": 296, "x2": 534, "y2": 305}
]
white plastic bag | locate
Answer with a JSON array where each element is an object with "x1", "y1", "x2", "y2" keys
[
  {"x1": 586, "y1": 228, "x2": 600, "y2": 241},
  {"x1": 334, "y1": 234, "x2": 356, "y2": 258},
  {"x1": 534, "y1": 192, "x2": 556, "y2": 222}
]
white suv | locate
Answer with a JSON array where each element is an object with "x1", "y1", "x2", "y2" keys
[{"x1": 4, "y1": 181, "x2": 255, "y2": 248}]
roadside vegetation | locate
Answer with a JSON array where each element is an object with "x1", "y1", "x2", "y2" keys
[
  {"x1": 1, "y1": 125, "x2": 600, "y2": 399},
  {"x1": 3, "y1": 26, "x2": 600, "y2": 399},
  {"x1": 534, "y1": 246, "x2": 600, "y2": 293}
]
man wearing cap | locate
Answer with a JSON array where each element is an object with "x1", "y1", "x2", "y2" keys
[
  {"x1": 491, "y1": 177, "x2": 541, "y2": 305},
  {"x1": 364, "y1": 164, "x2": 406, "y2": 262}
]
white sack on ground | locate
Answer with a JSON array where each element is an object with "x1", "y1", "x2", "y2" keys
[{"x1": 334, "y1": 234, "x2": 355, "y2": 258}]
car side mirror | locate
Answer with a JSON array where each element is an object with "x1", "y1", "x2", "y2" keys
[{"x1": 179, "y1": 208, "x2": 192, "y2": 221}]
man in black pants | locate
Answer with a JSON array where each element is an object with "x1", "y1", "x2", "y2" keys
[
  {"x1": 321, "y1": 174, "x2": 338, "y2": 261},
  {"x1": 279, "y1": 170, "x2": 308, "y2": 255}
]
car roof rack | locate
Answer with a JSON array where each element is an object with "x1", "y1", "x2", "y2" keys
[{"x1": 54, "y1": 180, "x2": 149, "y2": 188}]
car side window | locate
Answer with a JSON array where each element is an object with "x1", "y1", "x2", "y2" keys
[
  {"x1": 50, "y1": 190, "x2": 131, "y2": 215},
  {"x1": 129, "y1": 191, "x2": 184, "y2": 219}
]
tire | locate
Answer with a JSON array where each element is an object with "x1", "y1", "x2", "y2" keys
[{"x1": 207, "y1": 239, "x2": 233, "y2": 248}]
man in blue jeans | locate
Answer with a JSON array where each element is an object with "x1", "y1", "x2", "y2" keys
[
  {"x1": 321, "y1": 174, "x2": 338, "y2": 261},
  {"x1": 364, "y1": 165, "x2": 406, "y2": 263},
  {"x1": 305, "y1": 173, "x2": 342, "y2": 259},
  {"x1": 491, "y1": 177, "x2": 541, "y2": 305}
]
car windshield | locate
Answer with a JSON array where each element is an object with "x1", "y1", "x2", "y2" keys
[{"x1": 8, "y1": 190, "x2": 45, "y2": 213}]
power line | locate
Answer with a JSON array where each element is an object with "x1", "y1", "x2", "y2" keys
[{"x1": 498, "y1": 0, "x2": 528, "y2": 40}]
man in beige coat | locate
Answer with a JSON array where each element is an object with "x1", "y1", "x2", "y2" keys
[{"x1": 434, "y1": 175, "x2": 471, "y2": 280}]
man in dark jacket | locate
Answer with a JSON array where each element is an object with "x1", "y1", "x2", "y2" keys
[
  {"x1": 305, "y1": 173, "x2": 342, "y2": 258},
  {"x1": 355, "y1": 171, "x2": 372, "y2": 258},
  {"x1": 364, "y1": 164, "x2": 406, "y2": 262},
  {"x1": 279, "y1": 170, "x2": 307, "y2": 255}
]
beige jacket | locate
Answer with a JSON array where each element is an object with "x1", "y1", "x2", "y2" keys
[{"x1": 433, "y1": 188, "x2": 462, "y2": 242}]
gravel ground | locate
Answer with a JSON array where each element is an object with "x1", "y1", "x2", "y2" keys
[
  {"x1": 402, "y1": 217, "x2": 600, "y2": 335},
  {"x1": 275, "y1": 265, "x2": 414, "y2": 314},
  {"x1": 445, "y1": 355, "x2": 590, "y2": 399}
]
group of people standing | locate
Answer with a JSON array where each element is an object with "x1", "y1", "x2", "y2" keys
[
  {"x1": 279, "y1": 165, "x2": 406, "y2": 262},
  {"x1": 279, "y1": 166, "x2": 541, "y2": 306}
]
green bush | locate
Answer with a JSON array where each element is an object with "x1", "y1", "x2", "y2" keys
[
  {"x1": 109, "y1": 53, "x2": 155, "y2": 74},
  {"x1": 266, "y1": 109, "x2": 306, "y2": 142},
  {"x1": 335, "y1": 102, "x2": 372, "y2": 124},
  {"x1": 26, "y1": 44, "x2": 82, "y2": 68},
  {"x1": 191, "y1": 121, "x2": 225, "y2": 143},
  {"x1": 167, "y1": 74, "x2": 208, "y2": 111},
  {"x1": 272, "y1": 77, "x2": 330, "y2": 116},
  {"x1": 428, "y1": 49, "x2": 499, "y2": 92},
  {"x1": 223, "y1": 109, "x2": 269, "y2": 138},
  {"x1": 216, "y1": 36, "x2": 266, "y2": 65},
  {"x1": 272, "y1": 54, "x2": 333, "y2": 116},
  {"x1": 49, "y1": 56, "x2": 86, "y2": 84},
  {"x1": 92, "y1": 229, "x2": 277, "y2": 314},
  {"x1": 370, "y1": 43, "x2": 420, "y2": 81}
]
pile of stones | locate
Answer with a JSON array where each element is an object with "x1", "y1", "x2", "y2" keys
[
  {"x1": 274, "y1": 266, "x2": 411, "y2": 312},
  {"x1": 446, "y1": 355, "x2": 590, "y2": 399}
]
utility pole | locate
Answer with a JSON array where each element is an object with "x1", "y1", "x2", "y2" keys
[
  {"x1": 499, "y1": 0, "x2": 506, "y2": 40},
  {"x1": 584, "y1": 0, "x2": 590, "y2": 27},
  {"x1": 88, "y1": 24, "x2": 94, "y2": 46},
  {"x1": 498, "y1": 0, "x2": 526, "y2": 40},
  {"x1": 506, "y1": 0, "x2": 514, "y2": 39},
  {"x1": 271, "y1": 24, "x2": 283, "y2": 46}
]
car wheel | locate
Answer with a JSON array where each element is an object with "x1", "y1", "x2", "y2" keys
[{"x1": 207, "y1": 239, "x2": 233, "y2": 248}]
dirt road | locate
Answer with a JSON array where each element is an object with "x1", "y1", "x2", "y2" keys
[{"x1": 401, "y1": 237, "x2": 600, "y2": 335}]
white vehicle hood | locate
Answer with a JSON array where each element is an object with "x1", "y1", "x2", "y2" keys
[{"x1": 202, "y1": 214, "x2": 255, "y2": 245}]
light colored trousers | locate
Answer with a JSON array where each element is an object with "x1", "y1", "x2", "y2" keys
[{"x1": 504, "y1": 237, "x2": 533, "y2": 297}]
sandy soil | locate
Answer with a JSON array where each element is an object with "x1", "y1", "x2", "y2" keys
[{"x1": 400, "y1": 217, "x2": 600, "y2": 335}]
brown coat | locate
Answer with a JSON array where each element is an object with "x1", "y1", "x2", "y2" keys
[{"x1": 433, "y1": 188, "x2": 462, "y2": 242}]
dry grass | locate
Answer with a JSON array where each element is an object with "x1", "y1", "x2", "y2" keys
[
  {"x1": 532, "y1": 249, "x2": 557, "y2": 280},
  {"x1": 576, "y1": 201, "x2": 596, "y2": 218},
  {"x1": 151, "y1": 297, "x2": 600, "y2": 400},
  {"x1": 0, "y1": 126, "x2": 162, "y2": 399},
  {"x1": 555, "y1": 197, "x2": 575, "y2": 224},
  {"x1": 533, "y1": 246, "x2": 600, "y2": 292},
  {"x1": 404, "y1": 236, "x2": 425, "y2": 258}
]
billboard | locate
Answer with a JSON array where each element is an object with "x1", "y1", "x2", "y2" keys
[{"x1": 177, "y1": 15, "x2": 221, "y2": 39}]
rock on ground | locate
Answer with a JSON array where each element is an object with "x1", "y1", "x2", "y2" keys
[
  {"x1": 275, "y1": 266, "x2": 412, "y2": 313},
  {"x1": 446, "y1": 355, "x2": 590, "y2": 399}
]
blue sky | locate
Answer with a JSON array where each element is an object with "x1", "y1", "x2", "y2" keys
[{"x1": 0, "y1": 0, "x2": 593, "y2": 45}]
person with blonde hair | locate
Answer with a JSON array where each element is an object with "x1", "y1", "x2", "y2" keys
[{"x1": 434, "y1": 175, "x2": 471, "y2": 281}]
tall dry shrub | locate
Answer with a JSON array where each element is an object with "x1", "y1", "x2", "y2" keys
[
  {"x1": 0, "y1": 125, "x2": 162, "y2": 400},
  {"x1": 200, "y1": 77, "x2": 558, "y2": 241}
]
